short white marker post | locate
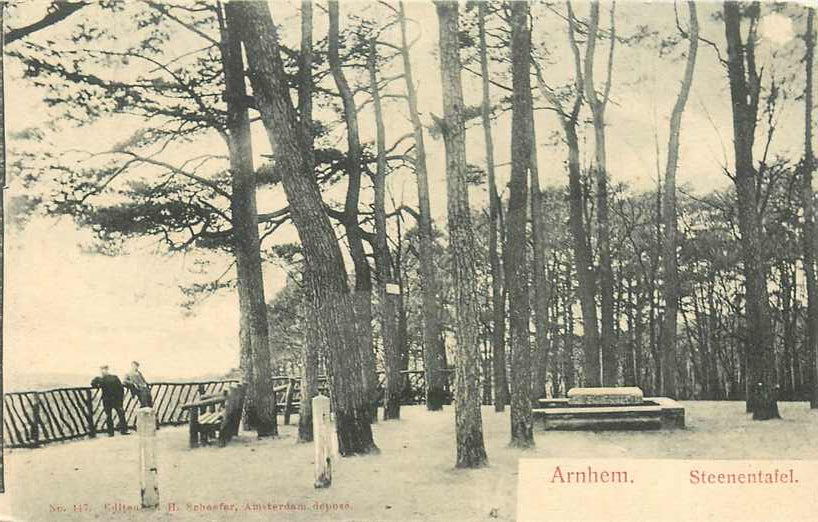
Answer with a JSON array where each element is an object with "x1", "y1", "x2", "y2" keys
[
  {"x1": 312, "y1": 395, "x2": 332, "y2": 488},
  {"x1": 137, "y1": 407, "x2": 159, "y2": 508}
]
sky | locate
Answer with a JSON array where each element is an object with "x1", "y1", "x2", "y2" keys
[
  {"x1": 2, "y1": 1, "x2": 813, "y2": 385},
  {"x1": 5, "y1": 220, "x2": 241, "y2": 381}
]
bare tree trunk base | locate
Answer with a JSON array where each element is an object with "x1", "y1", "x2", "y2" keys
[
  {"x1": 509, "y1": 438, "x2": 535, "y2": 450},
  {"x1": 246, "y1": 406, "x2": 278, "y2": 438},
  {"x1": 383, "y1": 394, "x2": 401, "y2": 420},
  {"x1": 427, "y1": 388, "x2": 447, "y2": 411},
  {"x1": 298, "y1": 421, "x2": 313, "y2": 442},
  {"x1": 298, "y1": 400, "x2": 313, "y2": 442},
  {"x1": 456, "y1": 433, "x2": 488, "y2": 469},
  {"x1": 336, "y1": 408, "x2": 379, "y2": 456}
]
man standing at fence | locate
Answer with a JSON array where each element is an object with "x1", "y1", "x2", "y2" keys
[
  {"x1": 124, "y1": 361, "x2": 159, "y2": 430},
  {"x1": 91, "y1": 365, "x2": 129, "y2": 437}
]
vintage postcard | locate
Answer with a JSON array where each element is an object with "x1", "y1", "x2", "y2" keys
[{"x1": 1, "y1": 1, "x2": 817, "y2": 521}]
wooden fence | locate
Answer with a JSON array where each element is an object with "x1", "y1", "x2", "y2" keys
[
  {"x1": 3, "y1": 380, "x2": 240, "y2": 449},
  {"x1": 3, "y1": 371, "x2": 444, "y2": 449}
]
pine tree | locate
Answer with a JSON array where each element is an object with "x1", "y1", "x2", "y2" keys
[
  {"x1": 229, "y1": 0, "x2": 378, "y2": 454},
  {"x1": 434, "y1": 0, "x2": 487, "y2": 468}
]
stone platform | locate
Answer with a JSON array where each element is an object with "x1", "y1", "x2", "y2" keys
[{"x1": 533, "y1": 388, "x2": 685, "y2": 431}]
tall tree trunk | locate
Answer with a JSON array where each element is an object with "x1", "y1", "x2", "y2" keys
[
  {"x1": 398, "y1": 1, "x2": 447, "y2": 410},
  {"x1": 507, "y1": 0, "x2": 534, "y2": 448},
  {"x1": 660, "y1": 1, "x2": 698, "y2": 399},
  {"x1": 435, "y1": 0, "x2": 488, "y2": 468},
  {"x1": 481, "y1": 333, "x2": 492, "y2": 404},
  {"x1": 529, "y1": 100, "x2": 550, "y2": 401},
  {"x1": 568, "y1": 122, "x2": 601, "y2": 387},
  {"x1": 548, "y1": 257, "x2": 562, "y2": 396},
  {"x1": 231, "y1": 1, "x2": 377, "y2": 454},
  {"x1": 780, "y1": 264, "x2": 795, "y2": 400},
  {"x1": 706, "y1": 270, "x2": 722, "y2": 399},
  {"x1": 394, "y1": 212, "x2": 411, "y2": 398},
  {"x1": 328, "y1": 0, "x2": 378, "y2": 421},
  {"x1": 614, "y1": 260, "x2": 626, "y2": 383},
  {"x1": 649, "y1": 276, "x2": 661, "y2": 394},
  {"x1": 793, "y1": 340, "x2": 802, "y2": 399},
  {"x1": 693, "y1": 287, "x2": 712, "y2": 398},
  {"x1": 534, "y1": 5, "x2": 600, "y2": 386},
  {"x1": 584, "y1": 1, "x2": 617, "y2": 386},
  {"x1": 220, "y1": 4, "x2": 277, "y2": 437},
  {"x1": 624, "y1": 277, "x2": 636, "y2": 386},
  {"x1": 297, "y1": 0, "x2": 318, "y2": 443},
  {"x1": 691, "y1": 288, "x2": 708, "y2": 397},
  {"x1": 633, "y1": 280, "x2": 644, "y2": 395},
  {"x1": 498, "y1": 198, "x2": 509, "y2": 394},
  {"x1": 723, "y1": 1, "x2": 779, "y2": 420},
  {"x1": 369, "y1": 39, "x2": 402, "y2": 421},
  {"x1": 478, "y1": 2, "x2": 509, "y2": 413},
  {"x1": 802, "y1": 7, "x2": 818, "y2": 409},
  {"x1": 299, "y1": 279, "x2": 319, "y2": 442},
  {"x1": 563, "y1": 264, "x2": 576, "y2": 393}
]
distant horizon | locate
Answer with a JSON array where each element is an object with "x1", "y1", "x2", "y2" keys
[{"x1": 4, "y1": 368, "x2": 238, "y2": 393}]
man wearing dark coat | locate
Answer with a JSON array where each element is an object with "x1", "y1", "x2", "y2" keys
[{"x1": 91, "y1": 365, "x2": 129, "y2": 436}]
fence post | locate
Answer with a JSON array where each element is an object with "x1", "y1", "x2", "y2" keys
[
  {"x1": 312, "y1": 395, "x2": 332, "y2": 488},
  {"x1": 84, "y1": 389, "x2": 96, "y2": 438},
  {"x1": 137, "y1": 408, "x2": 159, "y2": 509},
  {"x1": 31, "y1": 394, "x2": 41, "y2": 448}
]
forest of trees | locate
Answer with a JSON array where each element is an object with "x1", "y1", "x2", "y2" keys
[{"x1": 4, "y1": 0, "x2": 818, "y2": 467}]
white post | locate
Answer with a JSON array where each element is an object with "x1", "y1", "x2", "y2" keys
[
  {"x1": 312, "y1": 395, "x2": 332, "y2": 488},
  {"x1": 137, "y1": 407, "x2": 159, "y2": 508}
]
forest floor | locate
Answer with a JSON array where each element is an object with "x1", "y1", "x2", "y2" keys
[{"x1": 1, "y1": 401, "x2": 817, "y2": 522}]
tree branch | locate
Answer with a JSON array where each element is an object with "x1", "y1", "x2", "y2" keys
[
  {"x1": 601, "y1": 1, "x2": 616, "y2": 112},
  {"x1": 142, "y1": 0, "x2": 220, "y2": 46},
  {"x1": 113, "y1": 152, "x2": 231, "y2": 198},
  {"x1": 5, "y1": 2, "x2": 88, "y2": 45}
]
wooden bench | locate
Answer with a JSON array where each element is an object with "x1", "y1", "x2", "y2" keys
[{"x1": 180, "y1": 384, "x2": 245, "y2": 448}]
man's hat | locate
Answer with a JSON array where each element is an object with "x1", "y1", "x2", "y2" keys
[{"x1": 132, "y1": 361, "x2": 140, "y2": 366}]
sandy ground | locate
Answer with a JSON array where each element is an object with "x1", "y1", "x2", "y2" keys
[{"x1": 1, "y1": 402, "x2": 816, "y2": 522}]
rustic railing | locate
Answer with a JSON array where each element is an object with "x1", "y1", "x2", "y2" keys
[
  {"x1": 3, "y1": 380, "x2": 241, "y2": 449},
  {"x1": 3, "y1": 371, "x2": 445, "y2": 449}
]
